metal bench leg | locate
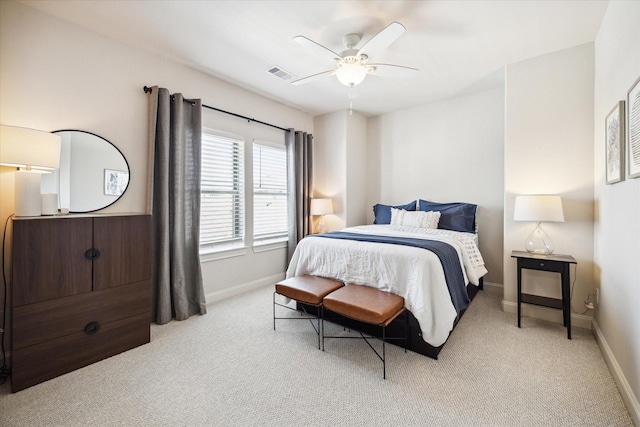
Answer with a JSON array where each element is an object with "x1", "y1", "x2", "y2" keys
[
  {"x1": 321, "y1": 307, "x2": 325, "y2": 351},
  {"x1": 382, "y1": 325, "x2": 386, "y2": 380},
  {"x1": 322, "y1": 309, "x2": 406, "y2": 379},
  {"x1": 274, "y1": 293, "x2": 323, "y2": 349},
  {"x1": 405, "y1": 311, "x2": 409, "y2": 353},
  {"x1": 318, "y1": 306, "x2": 322, "y2": 350}
]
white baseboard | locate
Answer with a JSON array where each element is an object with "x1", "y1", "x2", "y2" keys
[
  {"x1": 501, "y1": 299, "x2": 593, "y2": 330},
  {"x1": 482, "y1": 281, "x2": 503, "y2": 294},
  {"x1": 204, "y1": 272, "x2": 285, "y2": 305},
  {"x1": 592, "y1": 319, "x2": 640, "y2": 426}
]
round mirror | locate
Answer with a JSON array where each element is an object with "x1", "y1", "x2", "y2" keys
[{"x1": 44, "y1": 130, "x2": 130, "y2": 213}]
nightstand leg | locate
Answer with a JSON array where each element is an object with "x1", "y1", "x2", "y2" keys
[
  {"x1": 562, "y1": 265, "x2": 571, "y2": 339},
  {"x1": 559, "y1": 274, "x2": 567, "y2": 328},
  {"x1": 517, "y1": 260, "x2": 522, "y2": 328}
]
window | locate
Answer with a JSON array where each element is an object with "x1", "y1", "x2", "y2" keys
[
  {"x1": 253, "y1": 141, "x2": 288, "y2": 242},
  {"x1": 200, "y1": 129, "x2": 244, "y2": 250}
]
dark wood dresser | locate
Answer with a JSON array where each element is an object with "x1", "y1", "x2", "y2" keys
[{"x1": 10, "y1": 214, "x2": 151, "y2": 392}]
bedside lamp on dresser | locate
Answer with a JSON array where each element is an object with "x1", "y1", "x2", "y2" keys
[{"x1": 0, "y1": 125, "x2": 61, "y2": 217}]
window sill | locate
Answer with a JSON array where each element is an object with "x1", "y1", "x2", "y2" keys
[
  {"x1": 200, "y1": 245, "x2": 248, "y2": 262},
  {"x1": 253, "y1": 239, "x2": 288, "y2": 253}
]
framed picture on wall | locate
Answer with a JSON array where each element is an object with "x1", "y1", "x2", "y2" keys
[
  {"x1": 104, "y1": 169, "x2": 129, "y2": 196},
  {"x1": 605, "y1": 101, "x2": 625, "y2": 184},
  {"x1": 627, "y1": 76, "x2": 640, "y2": 179}
]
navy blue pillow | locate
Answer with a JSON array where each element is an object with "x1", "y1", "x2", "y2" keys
[
  {"x1": 418, "y1": 199, "x2": 477, "y2": 233},
  {"x1": 372, "y1": 200, "x2": 417, "y2": 224}
]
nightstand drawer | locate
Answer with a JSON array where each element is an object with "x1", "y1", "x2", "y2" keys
[
  {"x1": 12, "y1": 280, "x2": 150, "y2": 350},
  {"x1": 518, "y1": 257, "x2": 564, "y2": 273},
  {"x1": 11, "y1": 312, "x2": 150, "y2": 392}
]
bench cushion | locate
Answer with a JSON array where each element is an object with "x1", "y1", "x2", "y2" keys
[
  {"x1": 275, "y1": 275, "x2": 344, "y2": 306},
  {"x1": 323, "y1": 284, "x2": 405, "y2": 326}
]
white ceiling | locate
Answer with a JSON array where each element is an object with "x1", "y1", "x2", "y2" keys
[{"x1": 21, "y1": 0, "x2": 609, "y2": 117}]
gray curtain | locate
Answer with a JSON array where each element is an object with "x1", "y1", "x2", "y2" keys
[
  {"x1": 146, "y1": 86, "x2": 206, "y2": 324},
  {"x1": 286, "y1": 129, "x2": 313, "y2": 261}
]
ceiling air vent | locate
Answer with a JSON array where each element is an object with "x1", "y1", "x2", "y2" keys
[{"x1": 266, "y1": 66, "x2": 295, "y2": 81}]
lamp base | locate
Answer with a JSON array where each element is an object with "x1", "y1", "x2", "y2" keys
[
  {"x1": 316, "y1": 217, "x2": 325, "y2": 234},
  {"x1": 15, "y1": 170, "x2": 42, "y2": 217},
  {"x1": 524, "y1": 222, "x2": 554, "y2": 255}
]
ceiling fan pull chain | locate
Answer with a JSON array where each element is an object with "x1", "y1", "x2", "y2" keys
[{"x1": 349, "y1": 85, "x2": 354, "y2": 115}]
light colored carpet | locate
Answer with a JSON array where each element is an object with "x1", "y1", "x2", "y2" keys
[{"x1": 0, "y1": 286, "x2": 633, "y2": 426}]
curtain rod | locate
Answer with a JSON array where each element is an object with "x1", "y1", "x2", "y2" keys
[{"x1": 143, "y1": 86, "x2": 290, "y2": 133}]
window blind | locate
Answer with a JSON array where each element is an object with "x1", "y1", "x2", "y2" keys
[
  {"x1": 253, "y1": 142, "x2": 287, "y2": 241},
  {"x1": 200, "y1": 130, "x2": 244, "y2": 249}
]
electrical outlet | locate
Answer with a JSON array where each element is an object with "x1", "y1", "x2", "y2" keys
[{"x1": 596, "y1": 288, "x2": 600, "y2": 305}]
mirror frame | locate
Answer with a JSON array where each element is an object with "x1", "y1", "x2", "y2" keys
[{"x1": 53, "y1": 129, "x2": 130, "y2": 213}]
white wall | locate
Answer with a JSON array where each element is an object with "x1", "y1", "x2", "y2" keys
[
  {"x1": 0, "y1": 2, "x2": 313, "y2": 304},
  {"x1": 345, "y1": 112, "x2": 368, "y2": 227},
  {"x1": 313, "y1": 112, "x2": 347, "y2": 232},
  {"x1": 504, "y1": 43, "x2": 595, "y2": 330},
  {"x1": 593, "y1": 1, "x2": 640, "y2": 423},
  {"x1": 313, "y1": 110, "x2": 368, "y2": 232},
  {"x1": 367, "y1": 87, "x2": 505, "y2": 286}
]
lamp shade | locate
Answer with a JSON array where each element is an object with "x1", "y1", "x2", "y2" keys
[
  {"x1": 310, "y1": 198, "x2": 333, "y2": 216},
  {"x1": 514, "y1": 195, "x2": 564, "y2": 222},
  {"x1": 1, "y1": 125, "x2": 61, "y2": 216},
  {"x1": 0, "y1": 125, "x2": 61, "y2": 170}
]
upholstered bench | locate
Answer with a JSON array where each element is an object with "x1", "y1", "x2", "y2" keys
[
  {"x1": 322, "y1": 284, "x2": 407, "y2": 379},
  {"x1": 273, "y1": 275, "x2": 344, "y2": 349}
]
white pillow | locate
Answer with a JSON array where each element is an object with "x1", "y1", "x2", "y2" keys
[
  {"x1": 390, "y1": 207, "x2": 406, "y2": 225},
  {"x1": 390, "y1": 208, "x2": 440, "y2": 229},
  {"x1": 424, "y1": 210, "x2": 441, "y2": 229}
]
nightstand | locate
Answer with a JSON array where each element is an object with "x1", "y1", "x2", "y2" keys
[{"x1": 511, "y1": 250, "x2": 576, "y2": 339}]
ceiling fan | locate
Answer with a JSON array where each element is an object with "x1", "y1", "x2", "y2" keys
[{"x1": 292, "y1": 21, "x2": 419, "y2": 88}]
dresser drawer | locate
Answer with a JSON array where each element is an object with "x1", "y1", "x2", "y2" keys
[
  {"x1": 12, "y1": 280, "x2": 150, "y2": 350},
  {"x1": 11, "y1": 312, "x2": 150, "y2": 392}
]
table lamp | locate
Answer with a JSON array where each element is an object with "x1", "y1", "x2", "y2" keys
[
  {"x1": 310, "y1": 198, "x2": 333, "y2": 234},
  {"x1": 0, "y1": 125, "x2": 61, "y2": 216},
  {"x1": 513, "y1": 195, "x2": 564, "y2": 255}
]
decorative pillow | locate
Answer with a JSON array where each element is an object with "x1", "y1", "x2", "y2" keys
[
  {"x1": 418, "y1": 199, "x2": 477, "y2": 233},
  {"x1": 391, "y1": 208, "x2": 441, "y2": 229},
  {"x1": 372, "y1": 200, "x2": 417, "y2": 224},
  {"x1": 421, "y1": 210, "x2": 441, "y2": 229}
]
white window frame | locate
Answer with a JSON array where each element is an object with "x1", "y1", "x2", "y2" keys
[
  {"x1": 252, "y1": 139, "x2": 288, "y2": 248},
  {"x1": 199, "y1": 128, "x2": 246, "y2": 257}
]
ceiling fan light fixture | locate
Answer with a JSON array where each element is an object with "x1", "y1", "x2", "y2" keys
[
  {"x1": 293, "y1": 22, "x2": 416, "y2": 89},
  {"x1": 336, "y1": 57, "x2": 368, "y2": 87}
]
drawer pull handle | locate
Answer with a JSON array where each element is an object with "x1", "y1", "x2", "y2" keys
[
  {"x1": 84, "y1": 322, "x2": 100, "y2": 335},
  {"x1": 84, "y1": 249, "x2": 101, "y2": 260},
  {"x1": 540, "y1": 263, "x2": 544, "y2": 267}
]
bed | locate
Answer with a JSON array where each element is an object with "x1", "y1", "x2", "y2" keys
[{"x1": 285, "y1": 199, "x2": 487, "y2": 359}]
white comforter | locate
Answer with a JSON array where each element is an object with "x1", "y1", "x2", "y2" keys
[{"x1": 286, "y1": 225, "x2": 488, "y2": 347}]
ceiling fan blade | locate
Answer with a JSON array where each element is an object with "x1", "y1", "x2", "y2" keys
[
  {"x1": 291, "y1": 69, "x2": 336, "y2": 86},
  {"x1": 357, "y1": 22, "x2": 406, "y2": 60},
  {"x1": 367, "y1": 63, "x2": 419, "y2": 78},
  {"x1": 294, "y1": 36, "x2": 342, "y2": 62}
]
